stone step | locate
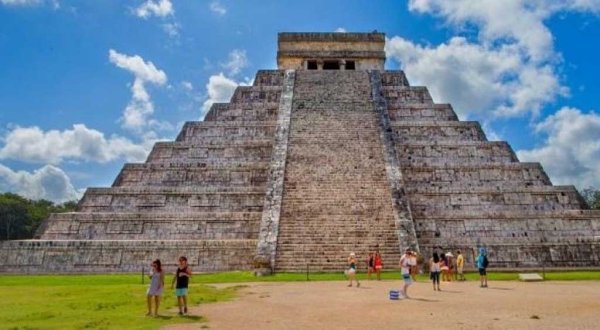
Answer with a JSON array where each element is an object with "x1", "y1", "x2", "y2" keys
[
  {"x1": 39, "y1": 211, "x2": 262, "y2": 240},
  {"x1": 392, "y1": 121, "x2": 487, "y2": 141},
  {"x1": 113, "y1": 162, "x2": 269, "y2": 188},
  {"x1": 388, "y1": 103, "x2": 458, "y2": 121},
  {"x1": 396, "y1": 141, "x2": 518, "y2": 166},
  {"x1": 411, "y1": 208, "x2": 600, "y2": 219},
  {"x1": 403, "y1": 162, "x2": 552, "y2": 188},
  {"x1": 381, "y1": 71, "x2": 410, "y2": 87},
  {"x1": 175, "y1": 121, "x2": 277, "y2": 143},
  {"x1": 205, "y1": 103, "x2": 280, "y2": 122},
  {"x1": 252, "y1": 70, "x2": 285, "y2": 87},
  {"x1": 381, "y1": 86, "x2": 434, "y2": 104},
  {"x1": 230, "y1": 85, "x2": 282, "y2": 104},
  {"x1": 0, "y1": 239, "x2": 258, "y2": 273},
  {"x1": 78, "y1": 187, "x2": 265, "y2": 213},
  {"x1": 147, "y1": 140, "x2": 273, "y2": 163}
]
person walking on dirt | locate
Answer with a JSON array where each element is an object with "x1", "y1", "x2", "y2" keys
[{"x1": 476, "y1": 248, "x2": 489, "y2": 288}]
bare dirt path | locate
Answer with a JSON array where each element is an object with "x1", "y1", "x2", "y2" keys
[{"x1": 166, "y1": 280, "x2": 600, "y2": 329}]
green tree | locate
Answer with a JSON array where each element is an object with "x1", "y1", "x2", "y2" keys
[
  {"x1": 581, "y1": 187, "x2": 600, "y2": 210},
  {"x1": 0, "y1": 193, "x2": 78, "y2": 240}
]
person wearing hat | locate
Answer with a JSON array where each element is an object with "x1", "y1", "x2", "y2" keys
[
  {"x1": 399, "y1": 248, "x2": 416, "y2": 298},
  {"x1": 346, "y1": 252, "x2": 360, "y2": 287},
  {"x1": 475, "y1": 247, "x2": 489, "y2": 288}
]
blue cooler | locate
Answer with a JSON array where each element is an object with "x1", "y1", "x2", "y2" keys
[{"x1": 389, "y1": 290, "x2": 400, "y2": 300}]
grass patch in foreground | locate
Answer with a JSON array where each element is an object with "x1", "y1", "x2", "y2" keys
[{"x1": 0, "y1": 275, "x2": 242, "y2": 330}]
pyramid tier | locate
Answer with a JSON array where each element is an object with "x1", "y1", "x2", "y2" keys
[
  {"x1": 37, "y1": 211, "x2": 261, "y2": 240},
  {"x1": 204, "y1": 102, "x2": 280, "y2": 122},
  {"x1": 78, "y1": 186, "x2": 265, "y2": 213},
  {"x1": 409, "y1": 185, "x2": 586, "y2": 215},
  {"x1": 113, "y1": 162, "x2": 269, "y2": 188},
  {"x1": 391, "y1": 121, "x2": 487, "y2": 142},
  {"x1": 175, "y1": 121, "x2": 277, "y2": 143},
  {"x1": 388, "y1": 103, "x2": 459, "y2": 121},
  {"x1": 396, "y1": 141, "x2": 518, "y2": 166},
  {"x1": 402, "y1": 163, "x2": 552, "y2": 189},
  {"x1": 0, "y1": 240, "x2": 256, "y2": 273},
  {"x1": 145, "y1": 140, "x2": 273, "y2": 164}
]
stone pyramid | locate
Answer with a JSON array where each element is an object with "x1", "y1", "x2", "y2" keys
[{"x1": 1, "y1": 32, "x2": 599, "y2": 274}]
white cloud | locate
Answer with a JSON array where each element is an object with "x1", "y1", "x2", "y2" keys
[
  {"x1": 109, "y1": 49, "x2": 167, "y2": 131},
  {"x1": 202, "y1": 73, "x2": 248, "y2": 116},
  {"x1": 386, "y1": 1, "x2": 600, "y2": 118},
  {"x1": 334, "y1": 27, "x2": 347, "y2": 33},
  {"x1": 209, "y1": 1, "x2": 226, "y2": 15},
  {"x1": 517, "y1": 107, "x2": 600, "y2": 189},
  {"x1": 386, "y1": 36, "x2": 567, "y2": 118},
  {"x1": 161, "y1": 22, "x2": 180, "y2": 38},
  {"x1": 0, "y1": 163, "x2": 81, "y2": 203},
  {"x1": 1, "y1": 0, "x2": 40, "y2": 5},
  {"x1": 221, "y1": 49, "x2": 248, "y2": 76},
  {"x1": 135, "y1": 0, "x2": 173, "y2": 18},
  {"x1": 0, "y1": 124, "x2": 151, "y2": 164},
  {"x1": 1, "y1": 0, "x2": 59, "y2": 8},
  {"x1": 181, "y1": 81, "x2": 193, "y2": 91},
  {"x1": 407, "y1": 1, "x2": 600, "y2": 60}
]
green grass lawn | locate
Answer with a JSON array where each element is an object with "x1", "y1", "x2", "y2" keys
[
  {"x1": 0, "y1": 274, "x2": 242, "y2": 330},
  {"x1": 1, "y1": 270, "x2": 599, "y2": 329}
]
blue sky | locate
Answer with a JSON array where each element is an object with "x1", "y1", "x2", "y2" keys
[{"x1": 1, "y1": 0, "x2": 599, "y2": 202}]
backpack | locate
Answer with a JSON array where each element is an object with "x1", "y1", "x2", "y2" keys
[{"x1": 482, "y1": 255, "x2": 489, "y2": 268}]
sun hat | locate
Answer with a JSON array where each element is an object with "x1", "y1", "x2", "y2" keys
[
  {"x1": 445, "y1": 252, "x2": 454, "y2": 257},
  {"x1": 350, "y1": 252, "x2": 356, "y2": 257}
]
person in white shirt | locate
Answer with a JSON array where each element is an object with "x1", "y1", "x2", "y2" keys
[{"x1": 399, "y1": 248, "x2": 416, "y2": 298}]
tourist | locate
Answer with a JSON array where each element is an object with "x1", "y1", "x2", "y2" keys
[
  {"x1": 399, "y1": 248, "x2": 416, "y2": 298},
  {"x1": 146, "y1": 259, "x2": 165, "y2": 317},
  {"x1": 440, "y1": 253, "x2": 449, "y2": 281},
  {"x1": 445, "y1": 252, "x2": 454, "y2": 282},
  {"x1": 410, "y1": 252, "x2": 419, "y2": 281},
  {"x1": 171, "y1": 256, "x2": 192, "y2": 315},
  {"x1": 347, "y1": 252, "x2": 360, "y2": 287},
  {"x1": 476, "y1": 247, "x2": 489, "y2": 288},
  {"x1": 374, "y1": 251, "x2": 383, "y2": 281},
  {"x1": 429, "y1": 252, "x2": 441, "y2": 291},
  {"x1": 366, "y1": 252, "x2": 375, "y2": 280},
  {"x1": 456, "y1": 250, "x2": 465, "y2": 281}
]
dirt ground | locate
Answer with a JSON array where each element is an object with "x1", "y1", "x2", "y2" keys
[{"x1": 166, "y1": 280, "x2": 600, "y2": 329}]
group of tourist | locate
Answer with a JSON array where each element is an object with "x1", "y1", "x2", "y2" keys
[
  {"x1": 345, "y1": 247, "x2": 489, "y2": 298},
  {"x1": 145, "y1": 256, "x2": 192, "y2": 317}
]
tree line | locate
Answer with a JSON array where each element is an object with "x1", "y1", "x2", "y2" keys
[
  {"x1": 582, "y1": 187, "x2": 600, "y2": 210},
  {"x1": 0, "y1": 193, "x2": 77, "y2": 240}
]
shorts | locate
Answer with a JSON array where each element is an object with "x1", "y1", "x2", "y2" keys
[
  {"x1": 402, "y1": 273, "x2": 412, "y2": 285},
  {"x1": 478, "y1": 268, "x2": 487, "y2": 276},
  {"x1": 175, "y1": 288, "x2": 188, "y2": 297},
  {"x1": 375, "y1": 265, "x2": 383, "y2": 270}
]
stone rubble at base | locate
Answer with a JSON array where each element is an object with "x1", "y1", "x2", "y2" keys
[{"x1": 1, "y1": 32, "x2": 599, "y2": 274}]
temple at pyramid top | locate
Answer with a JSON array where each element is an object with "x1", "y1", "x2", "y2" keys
[{"x1": 277, "y1": 32, "x2": 386, "y2": 70}]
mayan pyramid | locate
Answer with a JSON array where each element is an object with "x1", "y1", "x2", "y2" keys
[{"x1": 1, "y1": 32, "x2": 599, "y2": 274}]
